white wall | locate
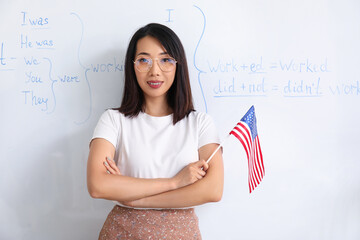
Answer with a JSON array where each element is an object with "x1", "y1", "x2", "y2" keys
[{"x1": 1, "y1": 0, "x2": 359, "y2": 239}]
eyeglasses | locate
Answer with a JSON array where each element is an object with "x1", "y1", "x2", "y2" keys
[{"x1": 133, "y1": 56, "x2": 177, "y2": 72}]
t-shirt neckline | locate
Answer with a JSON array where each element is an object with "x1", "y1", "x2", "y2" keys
[{"x1": 141, "y1": 111, "x2": 173, "y2": 120}]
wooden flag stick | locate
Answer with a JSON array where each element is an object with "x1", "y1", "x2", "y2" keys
[{"x1": 206, "y1": 134, "x2": 231, "y2": 164}]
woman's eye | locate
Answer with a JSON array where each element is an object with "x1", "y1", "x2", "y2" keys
[
  {"x1": 161, "y1": 58, "x2": 175, "y2": 63},
  {"x1": 138, "y1": 58, "x2": 150, "y2": 63}
]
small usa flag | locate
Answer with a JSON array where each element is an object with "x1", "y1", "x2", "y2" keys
[{"x1": 230, "y1": 106, "x2": 264, "y2": 193}]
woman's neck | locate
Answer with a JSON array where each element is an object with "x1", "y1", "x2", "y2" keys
[{"x1": 143, "y1": 98, "x2": 172, "y2": 117}]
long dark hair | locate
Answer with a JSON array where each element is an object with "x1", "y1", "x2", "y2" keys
[{"x1": 116, "y1": 23, "x2": 194, "y2": 125}]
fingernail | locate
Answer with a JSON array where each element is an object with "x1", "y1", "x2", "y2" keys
[
  {"x1": 104, "y1": 161, "x2": 109, "y2": 166},
  {"x1": 106, "y1": 170, "x2": 110, "y2": 174},
  {"x1": 106, "y1": 157, "x2": 111, "y2": 161}
]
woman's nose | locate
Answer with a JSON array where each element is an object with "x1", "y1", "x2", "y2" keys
[{"x1": 149, "y1": 59, "x2": 161, "y2": 75}]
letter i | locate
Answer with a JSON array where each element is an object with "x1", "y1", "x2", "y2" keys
[
  {"x1": 0, "y1": 42, "x2": 6, "y2": 66},
  {"x1": 166, "y1": 9, "x2": 174, "y2": 22},
  {"x1": 21, "y1": 11, "x2": 27, "y2": 26}
]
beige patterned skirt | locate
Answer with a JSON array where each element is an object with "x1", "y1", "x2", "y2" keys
[{"x1": 99, "y1": 205, "x2": 202, "y2": 239}]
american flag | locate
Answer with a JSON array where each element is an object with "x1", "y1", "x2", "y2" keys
[{"x1": 230, "y1": 106, "x2": 264, "y2": 193}]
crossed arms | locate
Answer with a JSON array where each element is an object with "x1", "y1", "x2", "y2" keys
[{"x1": 87, "y1": 138, "x2": 224, "y2": 208}]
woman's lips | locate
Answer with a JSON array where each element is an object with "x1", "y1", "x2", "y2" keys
[{"x1": 147, "y1": 81, "x2": 163, "y2": 89}]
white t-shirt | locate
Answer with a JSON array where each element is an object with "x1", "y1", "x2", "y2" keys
[{"x1": 92, "y1": 110, "x2": 220, "y2": 179}]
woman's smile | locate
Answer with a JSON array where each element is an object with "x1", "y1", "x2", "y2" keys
[{"x1": 147, "y1": 80, "x2": 163, "y2": 88}]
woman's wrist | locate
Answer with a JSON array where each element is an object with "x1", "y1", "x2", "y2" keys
[{"x1": 168, "y1": 177, "x2": 179, "y2": 190}]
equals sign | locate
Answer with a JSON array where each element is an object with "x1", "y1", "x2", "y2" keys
[
  {"x1": 269, "y1": 63, "x2": 277, "y2": 69},
  {"x1": 272, "y1": 85, "x2": 279, "y2": 91}
]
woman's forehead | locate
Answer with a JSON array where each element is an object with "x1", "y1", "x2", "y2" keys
[{"x1": 135, "y1": 36, "x2": 169, "y2": 56}]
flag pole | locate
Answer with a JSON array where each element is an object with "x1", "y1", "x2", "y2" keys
[{"x1": 206, "y1": 134, "x2": 231, "y2": 164}]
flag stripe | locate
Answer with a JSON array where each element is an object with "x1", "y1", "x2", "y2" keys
[
  {"x1": 256, "y1": 139, "x2": 264, "y2": 181},
  {"x1": 234, "y1": 126, "x2": 251, "y2": 151},
  {"x1": 253, "y1": 138, "x2": 262, "y2": 183},
  {"x1": 249, "y1": 145, "x2": 255, "y2": 192},
  {"x1": 234, "y1": 124, "x2": 252, "y2": 157},
  {"x1": 230, "y1": 130, "x2": 250, "y2": 160},
  {"x1": 255, "y1": 138, "x2": 264, "y2": 178},
  {"x1": 257, "y1": 136, "x2": 265, "y2": 177},
  {"x1": 252, "y1": 144, "x2": 261, "y2": 185},
  {"x1": 233, "y1": 126, "x2": 251, "y2": 150},
  {"x1": 255, "y1": 137, "x2": 264, "y2": 179},
  {"x1": 237, "y1": 122, "x2": 252, "y2": 142},
  {"x1": 249, "y1": 144, "x2": 256, "y2": 187},
  {"x1": 251, "y1": 144, "x2": 260, "y2": 186}
]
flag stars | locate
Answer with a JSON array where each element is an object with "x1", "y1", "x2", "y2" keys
[{"x1": 241, "y1": 106, "x2": 258, "y2": 140}]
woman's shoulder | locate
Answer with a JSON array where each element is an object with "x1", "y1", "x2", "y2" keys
[
  {"x1": 101, "y1": 109, "x2": 127, "y2": 118},
  {"x1": 96, "y1": 109, "x2": 125, "y2": 125},
  {"x1": 188, "y1": 110, "x2": 213, "y2": 120},
  {"x1": 188, "y1": 111, "x2": 220, "y2": 144},
  {"x1": 187, "y1": 111, "x2": 216, "y2": 126},
  {"x1": 103, "y1": 108, "x2": 121, "y2": 116}
]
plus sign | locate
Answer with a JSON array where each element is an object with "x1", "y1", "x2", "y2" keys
[
  {"x1": 240, "y1": 64, "x2": 248, "y2": 70},
  {"x1": 240, "y1": 83, "x2": 246, "y2": 91}
]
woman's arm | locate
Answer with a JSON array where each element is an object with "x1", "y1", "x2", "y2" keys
[
  {"x1": 123, "y1": 143, "x2": 224, "y2": 208},
  {"x1": 87, "y1": 138, "x2": 207, "y2": 202}
]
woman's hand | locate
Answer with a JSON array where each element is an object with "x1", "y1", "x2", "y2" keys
[
  {"x1": 172, "y1": 159, "x2": 209, "y2": 189},
  {"x1": 103, "y1": 157, "x2": 121, "y2": 175}
]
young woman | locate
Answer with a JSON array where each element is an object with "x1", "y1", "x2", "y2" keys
[{"x1": 87, "y1": 23, "x2": 224, "y2": 239}]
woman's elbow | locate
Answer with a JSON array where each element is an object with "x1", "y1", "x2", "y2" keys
[
  {"x1": 88, "y1": 184, "x2": 100, "y2": 198},
  {"x1": 88, "y1": 186, "x2": 101, "y2": 199},
  {"x1": 210, "y1": 190, "x2": 223, "y2": 202},
  {"x1": 206, "y1": 184, "x2": 223, "y2": 202},
  {"x1": 87, "y1": 178, "x2": 104, "y2": 199}
]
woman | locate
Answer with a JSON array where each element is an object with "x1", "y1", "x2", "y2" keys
[{"x1": 87, "y1": 23, "x2": 224, "y2": 239}]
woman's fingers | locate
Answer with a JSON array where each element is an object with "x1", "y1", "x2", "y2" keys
[
  {"x1": 200, "y1": 159, "x2": 209, "y2": 171},
  {"x1": 103, "y1": 161, "x2": 116, "y2": 174},
  {"x1": 198, "y1": 169, "x2": 206, "y2": 177},
  {"x1": 196, "y1": 172, "x2": 204, "y2": 180},
  {"x1": 104, "y1": 157, "x2": 121, "y2": 175},
  {"x1": 173, "y1": 159, "x2": 211, "y2": 188},
  {"x1": 191, "y1": 162, "x2": 207, "y2": 180},
  {"x1": 194, "y1": 159, "x2": 209, "y2": 172},
  {"x1": 195, "y1": 160, "x2": 209, "y2": 180}
]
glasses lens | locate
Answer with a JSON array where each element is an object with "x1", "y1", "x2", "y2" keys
[
  {"x1": 135, "y1": 57, "x2": 152, "y2": 72},
  {"x1": 134, "y1": 57, "x2": 176, "y2": 72},
  {"x1": 158, "y1": 57, "x2": 176, "y2": 72}
]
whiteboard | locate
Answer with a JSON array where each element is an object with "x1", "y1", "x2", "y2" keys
[{"x1": 1, "y1": 0, "x2": 360, "y2": 239}]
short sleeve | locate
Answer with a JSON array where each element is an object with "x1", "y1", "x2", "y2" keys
[
  {"x1": 197, "y1": 112, "x2": 221, "y2": 149},
  {"x1": 91, "y1": 110, "x2": 120, "y2": 149}
]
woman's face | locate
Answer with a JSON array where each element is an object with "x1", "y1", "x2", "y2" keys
[{"x1": 134, "y1": 36, "x2": 176, "y2": 103}]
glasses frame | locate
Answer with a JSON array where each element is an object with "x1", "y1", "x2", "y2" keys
[{"x1": 133, "y1": 56, "x2": 177, "y2": 73}]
